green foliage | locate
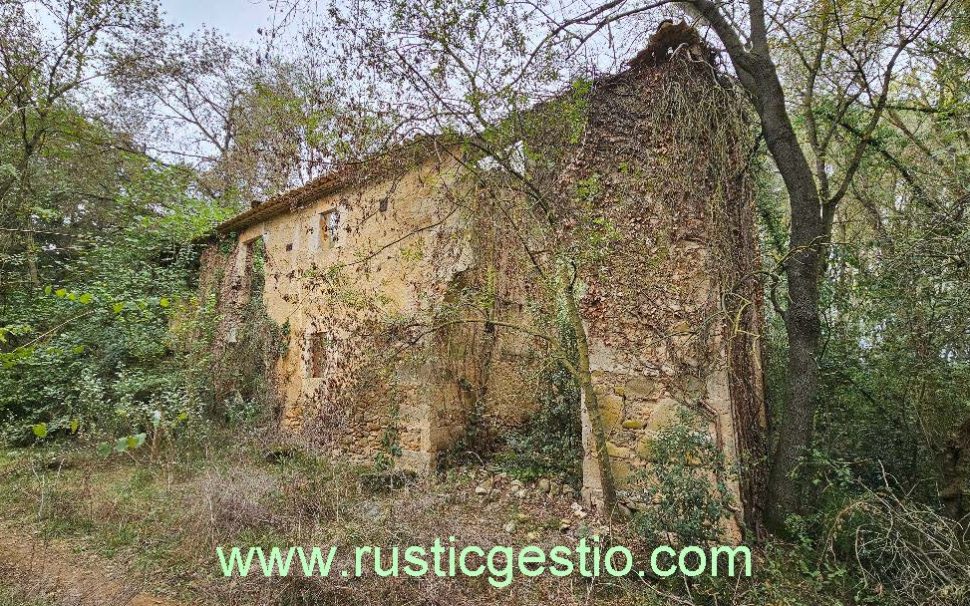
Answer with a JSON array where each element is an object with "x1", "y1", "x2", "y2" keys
[
  {"x1": 98, "y1": 432, "x2": 147, "y2": 456},
  {"x1": 804, "y1": 159, "x2": 970, "y2": 503},
  {"x1": 0, "y1": 163, "x2": 235, "y2": 446},
  {"x1": 565, "y1": 78, "x2": 592, "y2": 145},
  {"x1": 747, "y1": 454, "x2": 970, "y2": 605},
  {"x1": 493, "y1": 363, "x2": 583, "y2": 487},
  {"x1": 628, "y1": 410, "x2": 735, "y2": 547},
  {"x1": 201, "y1": 238, "x2": 287, "y2": 423}
]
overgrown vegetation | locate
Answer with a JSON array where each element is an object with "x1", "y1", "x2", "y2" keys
[
  {"x1": 628, "y1": 410, "x2": 735, "y2": 547},
  {"x1": 1, "y1": 0, "x2": 969, "y2": 604},
  {"x1": 0, "y1": 164, "x2": 233, "y2": 450},
  {"x1": 493, "y1": 363, "x2": 584, "y2": 488}
]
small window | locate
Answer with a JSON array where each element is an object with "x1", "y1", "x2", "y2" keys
[
  {"x1": 320, "y1": 209, "x2": 340, "y2": 247},
  {"x1": 309, "y1": 332, "x2": 330, "y2": 378}
]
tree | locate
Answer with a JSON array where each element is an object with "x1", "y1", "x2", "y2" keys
[
  {"x1": 681, "y1": 0, "x2": 954, "y2": 529},
  {"x1": 0, "y1": 1, "x2": 241, "y2": 441},
  {"x1": 792, "y1": 8, "x2": 970, "y2": 515},
  {"x1": 272, "y1": 0, "x2": 958, "y2": 530},
  {"x1": 0, "y1": 0, "x2": 169, "y2": 289}
]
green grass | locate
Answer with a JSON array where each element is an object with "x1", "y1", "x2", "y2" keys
[{"x1": 0, "y1": 585, "x2": 50, "y2": 606}]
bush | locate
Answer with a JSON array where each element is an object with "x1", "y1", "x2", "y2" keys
[
  {"x1": 627, "y1": 409, "x2": 735, "y2": 547},
  {"x1": 826, "y1": 481, "x2": 970, "y2": 604},
  {"x1": 0, "y1": 166, "x2": 235, "y2": 450},
  {"x1": 491, "y1": 363, "x2": 583, "y2": 487}
]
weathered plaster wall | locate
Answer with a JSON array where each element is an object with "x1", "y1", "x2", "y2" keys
[
  {"x1": 242, "y1": 157, "x2": 468, "y2": 469},
  {"x1": 201, "y1": 58, "x2": 765, "y2": 528},
  {"x1": 208, "y1": 154, "x2": 547, "y2": 470}
]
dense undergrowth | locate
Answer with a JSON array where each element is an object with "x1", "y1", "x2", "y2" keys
[
  {"x1": 3, "y1": 426, "x2": 961, "y2": 606},
  {"x1": 0, "y1": 165, "x2": 235, "y2": 452}
]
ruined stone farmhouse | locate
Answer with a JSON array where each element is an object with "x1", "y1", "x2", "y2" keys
[{"x1": 200, "y1": 54, "x2": 767, "y2": 527}]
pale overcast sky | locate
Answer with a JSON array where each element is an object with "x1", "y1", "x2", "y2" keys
[{"x1": 161, "y1": 0, "x2": 276, "y2": 44}]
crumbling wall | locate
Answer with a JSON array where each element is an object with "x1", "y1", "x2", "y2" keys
[
  {"x1": 246, "y1": 156, "x2": 467, "y2": 469},
  {"x1": 206, "y1": 152, "x2": 547, "y2": 471},
  {"x1": 427, "y1": 220, "x2": 556, "y2": 461},
  {"x1": 199, "y1": 54, "x2": 765, "y2": 526},
  {"x1": 195, "y1": 238, "x2": 286, "y2": 419},
  {"x1": 549, "y1": 56, "x2": 766, "y2": 529}
]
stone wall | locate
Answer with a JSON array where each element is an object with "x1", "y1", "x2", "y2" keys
[
  {"x1": 558, "y1": 59, "x2": 767, "y2": 525},
  {"x1": 202, "y1": 152, "x2": 548, "y2": 470},
  {"x1": 200, "y1": 56, "x2": 766, "y2": 526}
]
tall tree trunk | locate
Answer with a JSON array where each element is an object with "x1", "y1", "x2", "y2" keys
[
  {"x1": 748, "y1": 62, "x2": 825, "y2": 532},
  {"x1": 686, "y1": 0, "x2": 828, "y2": 531},
  {"x1": 768, "y1": 245, "x2": 822, "y2": 529}
]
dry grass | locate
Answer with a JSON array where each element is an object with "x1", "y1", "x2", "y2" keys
[
  {"x1": 0, "y1": 586, "x2": 45, "y2": 606},
  {"x1": 1, "y1": 428, "x2": 927, "y2": 606},
  {"x1": 0, "y1": 429, "x2": 662, "y2": 606}
]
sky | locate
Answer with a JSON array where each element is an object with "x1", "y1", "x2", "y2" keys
[{"x1": 160, "y1": 0, "x2": 277, "y2": 44}]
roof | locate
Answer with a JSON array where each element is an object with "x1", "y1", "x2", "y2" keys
[
  {"x1": 214, "y1": 135, "x2": 455, "y2": 235},
  {"x1": 214, "y1": 36, "x2": 717, "y2": 237},
  {"x1": 213, "y1": 72, "x2": 636, "y2": 237}
]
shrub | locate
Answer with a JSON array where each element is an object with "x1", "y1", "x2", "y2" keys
[
  {"x1": 627, "y1": 409, "x2": 735, "y2": 547},
  {"x1": 492, "y1": 363, "x2": 583, "y2": 487}
]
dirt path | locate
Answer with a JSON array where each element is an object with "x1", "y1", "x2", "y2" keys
[{"x1": 0, "y1": 523, "x2": 186, "y2": 606}]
